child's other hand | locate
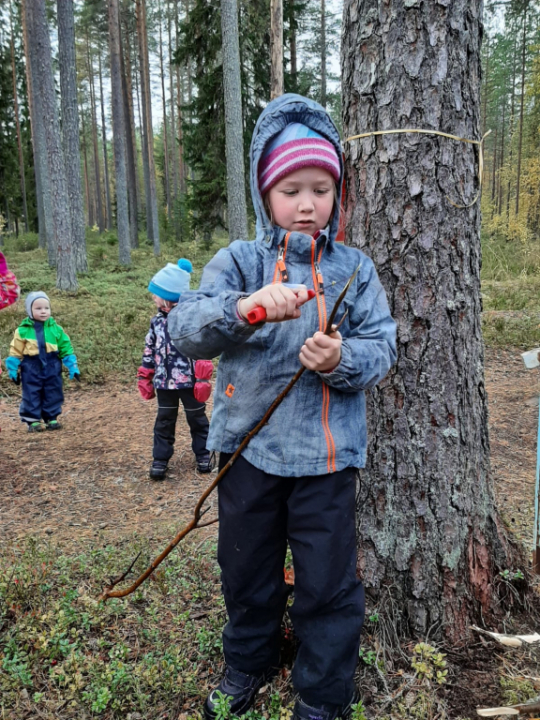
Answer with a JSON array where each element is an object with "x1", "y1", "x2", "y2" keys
[
  {"x1": 299, "y1": 328, "x2": 342, "y2": 372},
  {"x1": 238, "y1": 284, "x2": 310, "y2": 323}
]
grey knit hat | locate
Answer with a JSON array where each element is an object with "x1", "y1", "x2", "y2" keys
[{"x1": 25, "y1": 291, "x2": 50, "y2": 319}]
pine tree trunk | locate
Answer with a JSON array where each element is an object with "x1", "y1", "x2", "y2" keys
[
  {"x1": 270, "y1": 0, "x2": 283, "y2": 99},
  {"x1": 342, "y1": 0, "x2": 514, "y2": 640},
  {"x1": 159, "y1": 2, "x2": 171, "y2": 219},
  {"x1": 320, "y1": 0, "x2": 326, "y2": 107},
  {"x1": 515, "y1": 7, "x2": 527, "y2": 217},
  {"x1": 27, "y1": 0, "x2": 77, "y2": 290},
  {"x1": 221, "y1": 0, "x2": 249, "y2": 243},
  {"x1": 167, "y1": 0, "x2": 180, "y2": 241},
  {"x1": 136, "y1": 0, "x2": 160, "y2": 253},
  {"x1": 119, "y1": 18, "x2": 140, "y2": 248},
  {"x1": 81, "y1": 108, "x2": 93, "y2": 227},
  {"x1": 98, "y1": 48, "x2": 113, "y2": 232},
  {"x1": 490, "y1": 125, "x2": 498, "y2": 211},
  {"x1": 21, "y1": 0, "x2": 54, "y2": 258},
  {"x1": 506, "y1": 38, "x2": 517, "y2": 225},
  {"x1": 108, "y1": 0, "x2": 131, "y2": 266},
  {"x1": 121, "y1": 6, "x2": 142, "y2": 241},
  {"x1": 9, "y1": 27, "x2": 29, "y2": 233},
  {"x1": 497, "y1": 103, "x2": 505, "y2": 216},
  {"x1": 87, "y1": 35, "x2": 105, "y2": 233},
  {"x1": 289, "y1": 1, "x2": 297, "y2": 92},
  {"x1": 58, "y1": 0, "x2": 88, "y2": 273},
  {"x1": 175, "y1": 8, "x2": 186, "y2": 193}
]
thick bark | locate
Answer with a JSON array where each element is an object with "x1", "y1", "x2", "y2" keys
[
  {"x1": 221, "y1": 0, "x2": 249, "y2": 243},
  {"x1": 320, "y1": 0, "x2": 326, "y2": 107},
  {"x1": 108, "y1": 0, "x2": 132, "y2": 266},
  {"x1": 98, "y1": 49, "x2": 113, "y2": 231},
  {"x1": 342, "y1": 0, "x2": 513, "y2": 640},
  {"x1": 87, "y1": 35, "x2": 105, "y2": 233},
  {"x1": 21, "y1": 0, "x2": 54, "y2": 258},
  {"x1": 136, "y1": 0, "x2": 160, "y2": 253},
  {"x1": 270, "y1": 0, "x2": 284, "y2": 99},
  {"x1": 28, "y1": 0, "x2": 77, "y2": 290},
  {"x1": 9, "y1": 28, "x2": 29, "y2": 233},
  {"x1": 58, "y1": 0, "x2": 88, "y2": 273}
]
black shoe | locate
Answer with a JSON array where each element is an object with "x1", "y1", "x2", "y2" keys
[
  {"x1": 196, "y1": 452, "x2": 216, "y2": 474},
  {"x1": 203, "y1": 666, "x2": 270, "y2": 720},
  {"x1": 293, "y1": 691, "x2": 361, "y2": 720},
  {"x1": 149, "y1": 460, "x2": 168, "y2": 481},
  {"x1": 45, "y1": 419, "x2": 62, "y2": 430}
]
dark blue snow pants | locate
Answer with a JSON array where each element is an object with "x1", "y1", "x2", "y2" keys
[
  {"x1": 19, "y1": 355, "x2": 64, "y2": 424},
  {"x1": 217, "y1": 453, "x2": 365, "y2": 707}
]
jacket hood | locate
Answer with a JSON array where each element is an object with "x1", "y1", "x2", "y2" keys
[{"x1": 250, "y1": 94, "x2": 344, "y2": 247}]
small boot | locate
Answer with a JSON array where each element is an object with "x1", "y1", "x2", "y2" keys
[
  {"x1": 27, "y1": 421, "x2": 44, "y2": 433},
  {"x1": 196, "y1": 452, "x2": 216, "y2": 474},
  {"x1": 45, "y1": 419, "x2": 62, "y2": 430},
  {"x1": 292, "y1": 691, "x2": 362, "y2": 720},
  {"x1": 149, "y1": 460, "x2": 168, "y2": 481},
  {"x1": 203, "y1": 667, "x2": 272, "y2": 720}
]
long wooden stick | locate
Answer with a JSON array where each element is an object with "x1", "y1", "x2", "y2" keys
[{"x1": 99, "y1": 265, "x2": 361, "y2": 601}]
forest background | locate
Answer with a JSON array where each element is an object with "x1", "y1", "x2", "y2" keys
[{"x1": 1, "y1": 0, "x2": 540, "y2": 719}]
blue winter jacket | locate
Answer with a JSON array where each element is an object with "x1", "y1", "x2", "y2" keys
[{"x1": 168, "y1": 94, "x2": 397, "y2": 476}]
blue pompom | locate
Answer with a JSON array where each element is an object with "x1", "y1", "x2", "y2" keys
[{"x1": 177, "y1": 258, "x2": 193, "y2": 273}]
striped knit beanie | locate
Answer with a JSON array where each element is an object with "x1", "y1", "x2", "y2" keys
[{"x1": 258, "y1": 122, "x2": 340, "y2": 195}]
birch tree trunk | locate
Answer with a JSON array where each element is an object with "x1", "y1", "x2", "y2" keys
[
  {"x1": 221, "y1": 0, "x2": 248, "y2": 243},
  {"x1": 270, "y1": 0, "x2": 283, "y2": 99},
  {"x1": 342, "y1": 0, "x2": 514, "y2": 640},
  {"x1": 108, "y1": 0, "x2": 131, "y2": 266},
  {"x1": 27, "y1": 0, "x2": 77, "y2": 290},
  {"x1": 58, "y1": 0, "x2": 88, "y2": 273}
]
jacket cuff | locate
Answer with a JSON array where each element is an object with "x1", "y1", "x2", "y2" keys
[{"x1": 223, "y1": 293, "x2": 260, "y2": 336}]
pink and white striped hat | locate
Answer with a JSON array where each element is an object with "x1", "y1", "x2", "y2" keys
[{"x1": 258, "y1": 122, "x2": 340, "y2": 195}]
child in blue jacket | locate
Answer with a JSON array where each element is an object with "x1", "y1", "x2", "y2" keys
[{"x1": 168, "y1": 95, "x2": 397, "y2": 720}]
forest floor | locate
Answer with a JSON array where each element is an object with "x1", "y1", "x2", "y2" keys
[{"x1": 2, "y1": 347, "x2": 540, "y2": 719}]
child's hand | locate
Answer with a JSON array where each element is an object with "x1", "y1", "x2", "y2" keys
[
  {"x1": 238, "y1": 284, "x2": 311, "y2": 323},
  {"x1": 299, "y1": 328, "x2": 342, "y2": 372}
]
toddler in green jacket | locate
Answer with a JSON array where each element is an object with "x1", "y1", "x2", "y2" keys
[{"x1": 6, "y1": 291, "x2": 80, "y2": 432}]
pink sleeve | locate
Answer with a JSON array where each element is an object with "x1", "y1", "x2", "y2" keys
[{"x1": 0, "y1": 253, "x2": 20, "y2": 310}]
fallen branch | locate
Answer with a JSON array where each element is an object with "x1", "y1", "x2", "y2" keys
[{"x1": 99, "y1": 265, "x2": 361, "y2": 601}]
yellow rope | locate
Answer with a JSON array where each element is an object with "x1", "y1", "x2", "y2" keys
[{"x1": 344, "y1": 129, "x2": 492, "y2": 209}]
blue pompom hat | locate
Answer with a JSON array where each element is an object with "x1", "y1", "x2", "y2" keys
[{"x1": 148, "y1": 258, "x2": 193, "y2": 302}]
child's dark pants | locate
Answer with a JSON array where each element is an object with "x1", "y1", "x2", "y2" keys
[
  {"x1": 19, "y1": 355, "x2": 63, "y2": 423},
  {"x1": 217, "y1": 453, "x2": 365, "y2": 707},
  {"x1": 154, "y1": 388, "x2": 209, "y2": 461}
]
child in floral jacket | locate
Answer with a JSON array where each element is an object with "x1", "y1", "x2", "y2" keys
[{"x1": 138, "y1": 259, "x2": 214, "y2": 480}]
